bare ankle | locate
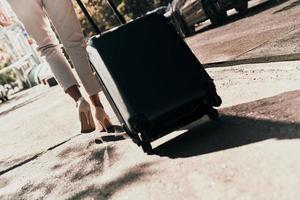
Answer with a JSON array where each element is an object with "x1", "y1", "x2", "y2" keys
[
  {"x1": 65, "y1": 85, "x2": 82, "y2": 102},
  {"x1": 89, "y1": 94, "x2": 103, "y2": 108}
]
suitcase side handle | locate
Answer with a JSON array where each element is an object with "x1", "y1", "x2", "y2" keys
[{"x1": 75, "y1": 0, "x2": 126, "y2": 35}]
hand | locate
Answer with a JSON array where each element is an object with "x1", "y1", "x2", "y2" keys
[{"x1": 0, "y1": 9, "x2": 12, "y2": 27}]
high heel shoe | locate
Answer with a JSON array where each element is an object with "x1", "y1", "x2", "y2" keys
[
  {"x1": 94, "y1": 106, "x2": 112, "y2": 132},
  {"x1": 77, "y1": 97, "x2": 96, "y2": 133}
]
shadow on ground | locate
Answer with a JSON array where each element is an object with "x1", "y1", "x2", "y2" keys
[
  {"x1": 0, "y1": 92, "x2": 47, "y2": 117},
  {"x1": 155, "y1": 90, "x2": 300, "y2": 158},
  {"x1": 1, "y1": 139, "x2": 152, "y2": 200},
  {"x1": 67, "y1": 162, "x2": 152, "y2": 200},
  {"x1": 0, "y1": 154, "x2": 39, "y2": 175},
  {"x1": 195, "y1": 0, "x2": 288, "y2": 35},
  {"x1": 0, "y1": 178, "x2": 10, "y2": 189},
  {"x1": 273, "y1": 0, "x2": 300, "y2": 14},
  {"x1": 203, "y1": 53, "x2": 300, "y2": 68},
  {"x1": 2, "y1": 91, "x2": 299, "y2": 198}
]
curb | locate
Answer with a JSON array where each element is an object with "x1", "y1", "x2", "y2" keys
[{"x1": 203, "y1": 53, "x2": 300, "y2": 68}]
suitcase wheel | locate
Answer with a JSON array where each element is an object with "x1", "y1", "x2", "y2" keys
[
  {"x1": 209, "y1": 94, "x2": 222, "y2": 107},
  {"x1": 141, "y1": 142, "x2": 153, "y2": 154},
  {"x1": 207, "y1": 107, "x2": 219, "y2": 120},
  {"x1": 122, "y1": 124, "x2": 140, "y2": 144}
]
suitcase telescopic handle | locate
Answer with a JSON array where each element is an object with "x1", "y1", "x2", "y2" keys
[
  {"x1": 106, "y1": 0, "x2": 127, "y2": 24},
  {"x1": 75, "y1": 0, "x2": 126, "y2": 35}
]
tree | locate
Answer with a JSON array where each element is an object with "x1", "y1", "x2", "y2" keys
[
  {"x1": 73, "y1": 0, "x2": 171, "y2": 37},
  {"x1": 118, "y1": 0, "x2": 153, "y2": 19},
  {"x1": 0, "y1": 48, "x2": 10, "y2": 70},
  {"x1": 74, "y1": 0, "x2": 120, "y2": 37},
  {"x1": 0, "y1": 71, "x2": 16, "y2": 85}
]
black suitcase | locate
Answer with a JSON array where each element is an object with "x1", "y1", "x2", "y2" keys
[{"x1": 76, "y1": 0, "x2": 222, "y2": 154}]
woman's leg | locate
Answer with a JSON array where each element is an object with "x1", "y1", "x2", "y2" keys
[
  {"x1": 65, "y1": 85, "x2": 82, "y2": 102},
  {"x1": 89, "y1": 94, "x2": 104, "y2": 108},
  {"x1": 42, "y1": 0, "x2": 112, "y2": 131},
  {"x1": 89, "y1": 94, "x2": 112, "y2": 132},
  {"x1": 8, "y1": 0, "x2": 80, "y2": 95},
  {"x1": 42, "y1": 0, "x2": 102, "y2": 96},
  {"x1": 8, "y1": 0, "x2": 95, "y2": 132}
]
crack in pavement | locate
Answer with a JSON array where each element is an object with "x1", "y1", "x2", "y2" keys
[
  {"x1": 0, "y1": 134, "x2": 81, "y2": 176},
  {"x1": 203, "y1": 25, "x2": 300, "y2": 68},
  {"x1": 103, "y1": 144, "x2": 110, "y2": 172},
  {"x1": 0, "y1": 154, "x2": 42, "y2": 176},
  {"x1": 203, "y1": 53, "x2": 300, "y2": 68},
  {"x1": 233, "y1": 24, "x2": 300, "y2": 60}
]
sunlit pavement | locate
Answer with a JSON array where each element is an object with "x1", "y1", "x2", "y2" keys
[
  {"x1": 1, "y1": 0, "x2": 300, "y2": 199},
  {"x1": 0, "y1": 60, "x2": 300, "y2": 199}
]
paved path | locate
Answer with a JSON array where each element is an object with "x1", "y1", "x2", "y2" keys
[
  {"x1": 0, "y1": 61, "x2": 299, "y2": 199},
  {"x1": 1, "y1": 0, "x2": 300, "y2": 199},
  {"x1": 186, "y1": 0, "x2": 300, "y2": 64}
]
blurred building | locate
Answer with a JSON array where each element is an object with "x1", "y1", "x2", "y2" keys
[{"x1": 0, "y1": 0, "x2": 42, "y2": 88}]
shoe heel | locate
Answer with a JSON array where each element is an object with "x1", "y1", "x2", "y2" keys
[
  {"x1": 87, "y1": 111, "x2": 95, "y2": 129},
  {"x1": 80, "y1": 112, "x2": 95, "y2": 133},
  {"x1": 77, "y1": 97, "x2": 96, "y2": 134}
]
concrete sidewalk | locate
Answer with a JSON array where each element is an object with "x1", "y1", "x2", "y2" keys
[{"x1": 0, "y1": 60, "x2": 300, "y2": 199}]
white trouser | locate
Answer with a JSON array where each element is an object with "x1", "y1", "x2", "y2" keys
[{"x1": 8, "y1": 0, "x2": 101, "y2": 95}]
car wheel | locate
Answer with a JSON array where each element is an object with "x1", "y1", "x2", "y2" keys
[
  {"x1": 207, "y1": 107, "x2": 220, "y2": 121},
  {"x1": 234, "y1": 0, "x2": 248, "y2": 14},
  {"x1": 179, "y1": 19, "x2": 194, "y2": 37},
  {"x1": 46, "y1": 77, "x2": 58, "y2": 87},
  {"x1": 202, "y1": 0, "x2": 227, "y2": 25},
  {"x1": 173, "y1": 12, "x2": 193, "y2": 37},
  {"x1": 141, "y1": 141, "x2": 153, "y2": 154}
]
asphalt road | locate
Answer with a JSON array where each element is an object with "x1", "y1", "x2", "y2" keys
[
  {"x1": 0, "y1": 0, "x2": 300, "y2": 199},
  {"x1": 186, "y1": 0, "x2": 300, "y2": 64}
]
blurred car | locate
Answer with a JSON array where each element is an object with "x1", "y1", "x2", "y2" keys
[
  {"x1": 165, "y1": 0, "x2": 249, "y2": 37},
  {"x1": 37, "y1": 62, "x2": 58, "y2": 87},
  {"x1": 146, "y1": 6, "x2": 168, "y2": 15},
  {"x1": 0, "y1": 84, "x2": 8, "y2": 103}
]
